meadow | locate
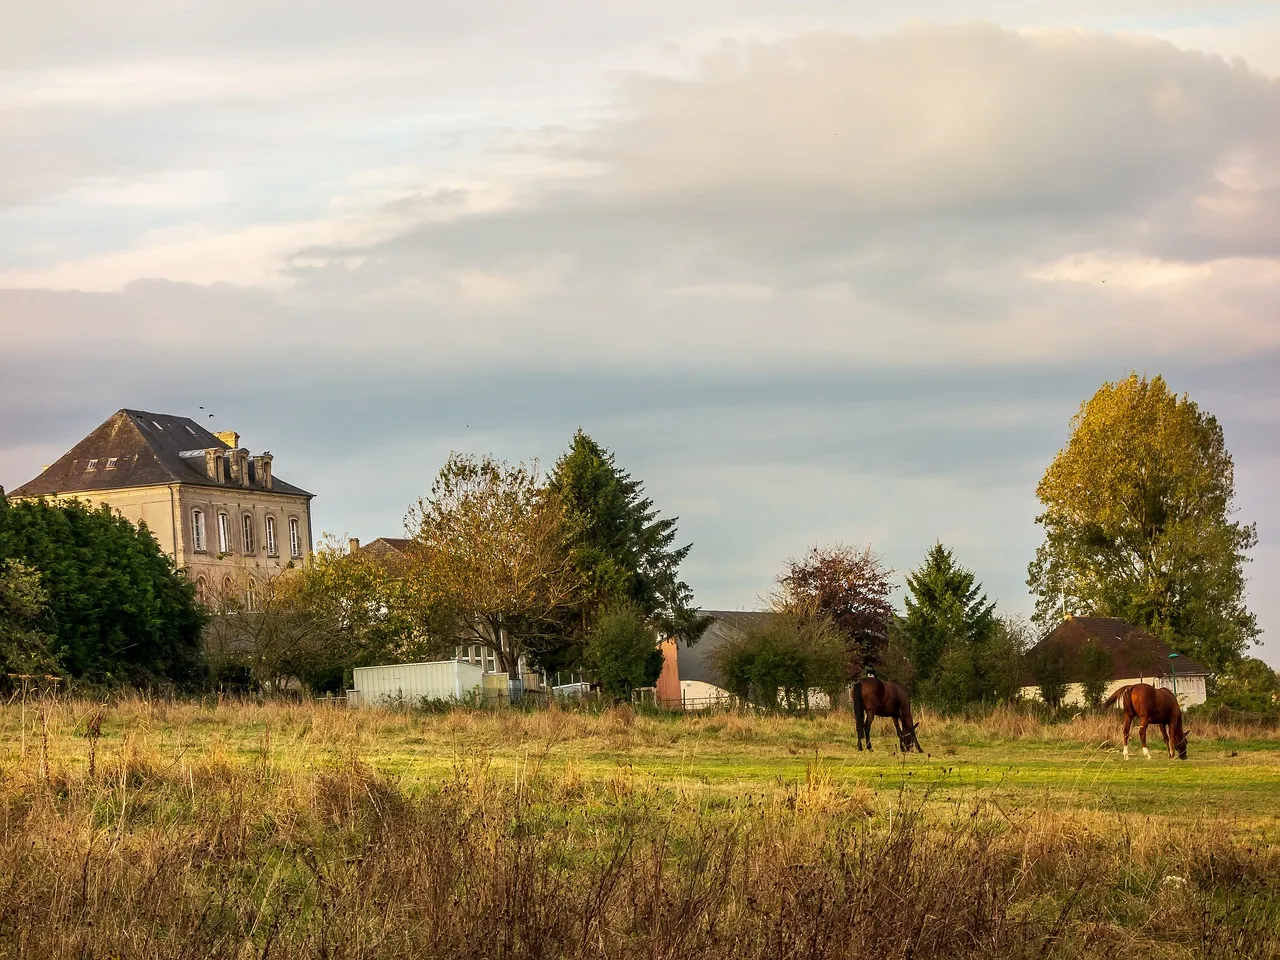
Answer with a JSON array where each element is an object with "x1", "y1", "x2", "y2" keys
[{"x1": 1, "y1": 696, "x2": 1278, "y2": 959}]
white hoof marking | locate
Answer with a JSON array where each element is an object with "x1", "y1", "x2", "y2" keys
[{"x1": 1143, "y1": 747, "x2": 1151, "y2": 759}]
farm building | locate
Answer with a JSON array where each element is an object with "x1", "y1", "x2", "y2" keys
[
  {"x1": 348, "y1": 659, "x2": 484, "y2": 707},
  {"x1": 655, "y1": 610, "x2": 778, "y2": 709},
  {"x1": 1020, "y1": 616, "x2": 1209, "y2": 707}
]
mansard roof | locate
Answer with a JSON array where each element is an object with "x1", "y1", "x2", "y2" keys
[{"x1": 8, "y1": 409, "x2": 313, "y2": 499}]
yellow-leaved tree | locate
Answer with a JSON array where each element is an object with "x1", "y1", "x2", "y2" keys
[{"x1": 1027, "y1": 373, "x2": 1258, "y2": 673}]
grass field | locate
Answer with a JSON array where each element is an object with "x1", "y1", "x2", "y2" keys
[{"x1": 2, "y1": 697, "x2": 1278, "y2": 958}]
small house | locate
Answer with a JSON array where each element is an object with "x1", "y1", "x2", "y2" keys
[{"x1": 1020, "y1": 616, "x2": 1209, "y2": 707}]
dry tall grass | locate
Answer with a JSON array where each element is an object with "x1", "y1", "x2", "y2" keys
[{"x1": 1, "y1": 697, "x2": 1277, "y2": 959}]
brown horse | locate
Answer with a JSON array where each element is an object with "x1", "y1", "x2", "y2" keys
[
  {"x1": 853, "y1": 677, "x2": 922, "y2": 753},
  {"x1": 1103, "y1": 682, "x2": 1188, "y2": 760}
]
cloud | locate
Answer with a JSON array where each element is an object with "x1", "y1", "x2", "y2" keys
[{"x1": 2, "y1": 17, "x2": 1279, "y2": 662}]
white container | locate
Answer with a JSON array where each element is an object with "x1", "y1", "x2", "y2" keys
[{"x1": 351, "y1": 659, "x2": 483, "y2": 707}]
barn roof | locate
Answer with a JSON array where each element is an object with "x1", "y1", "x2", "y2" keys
[
  {"x1": 8, "y1": 409, "x2": 312, "y2": 499},
  {"x1": 676, "y1": 610, "x2": 782, "y2": 687},
  {"x1": 1021, "y1": 616, "x2": 1209, "y2": 685}
]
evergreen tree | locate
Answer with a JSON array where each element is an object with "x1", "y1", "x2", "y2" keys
[
  {"x1": 548, "y1": 431, "x2": 709, "y2": 666},
  {"x1": 0, "y1": 490, "x2": 206, "y2": 686},
  {"x1": 900, "y1": 543, "x2": 996, "y2": 684}
]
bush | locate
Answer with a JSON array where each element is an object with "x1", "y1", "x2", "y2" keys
[
  {"x1": 582, "y1": 600, "x2": 662, "y2": 703},
  {"x1": 713, "y1": 613, "x2": 847, "y2": 711},
  {"x1": 1078, "y1": 639, "x2": 1114, "y2": 708}
]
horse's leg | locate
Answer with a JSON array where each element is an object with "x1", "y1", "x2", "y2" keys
[
  {"x1": 892, "y1": 716, "x2": 903, "y2": 752},
  {"x1": 1122, "y1": 713, "x2": 1133, "y2": 760},
  {"x1": 865, "y1": 716, "x2": 873, "y2": 752},
  {"x1": 1160, "y1": 724, "x2": 1172, "y2": 758},
  {"x1": 1140, "y1": 719, "x2": 1151, "y2": 759}
]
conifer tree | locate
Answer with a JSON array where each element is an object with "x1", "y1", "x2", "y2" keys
[
  {"x1": 549, "y1": 431, "x2": 708, "y2": 662},
  {"x1": 900, "y1": 543, "x2": 996, "y2": 684}
]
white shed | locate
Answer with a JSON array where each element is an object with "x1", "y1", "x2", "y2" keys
[{"x1": 350, "y1": 659, "x2": 483, "y2": 707}]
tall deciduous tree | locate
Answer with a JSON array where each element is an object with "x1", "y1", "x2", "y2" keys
[
  {"x1": 899, "y1": 543, "x2": 996, "y2": 683},
  {"x1": 403, "y1": 454, "x2": 583, "y2": 675},
  {"x1": 775, "y1": 543, "x2": 893, "y2": 675},
  {"x1": 549, "y1": 431, "x2": 708, "y2": 657},
  {"x1": 1027, "y1": 374, "x2": 1259, "y2": 673}
]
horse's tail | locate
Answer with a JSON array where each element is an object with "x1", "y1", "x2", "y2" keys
[
  {"x1": 852, "y1": 680, "x2": 866, "y2": 736},
  {"x1": 1170, "y1": 700, "x2": 1189, "y2": 759},
  {"x1": 1102, "y1": 685, "x2": 1131, "y2": 710}
]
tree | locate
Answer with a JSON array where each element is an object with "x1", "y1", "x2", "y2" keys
[
  {"x1": 1027, "y1": 374, "x2": 1258, "y2": 673},
  {"x1": 402, "y1": 454, "x2": 584, "y2": 675},
  {"x1": 0, "y1": 491, "x2": 206, "y2": 686},
  {"x1": 548, "y1": 431, "x2": 709, "y2": 666},
  {"x1": 928, "y1": 643, "x2": 978, "y2": 712},
  {"x1": 0, "y1": 559, "x2": 62, "y2": 682},
  {"x1": 1077, "y1": 639, "x2": 1115, "y2": 708},
  {"x1": 775, "y1": 544, "x2": 893, "y2": 675},
  {"x1": 582, "y1": 600, "x2": 663, "y2": 702},
  {"x1": 1029, "y1": 639, "x2": 1070, "y2": 710},
  {"x1": 974, "y1": 616, "x2": 1031, "y2": 704},
  {"x1": 1212, "y1": 657, "x2": 1280, "y2": 713},
  {"x1": 713, "y1": 613, "x2": 847, "y2": 712},
  {"x1": 204, "y1": 569, "x2": 338, "y2": 691},
  {"x1": 899, "y1": 543, "x2": 996, "y2": 684}
]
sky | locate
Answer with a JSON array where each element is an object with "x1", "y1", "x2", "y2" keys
[{"x1": 1, "y1": 1, "x2": 1278, "y2": 666}]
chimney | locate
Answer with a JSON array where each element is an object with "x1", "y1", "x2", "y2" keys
[
  {"x1": 214, "y1": 430, "x2": 240, "y2": 449},
  {"x1": 348, "y1": 538, "x2": 360, "y2": 554},
  {"x1": 251, "y1": 453, "x2": 273, "y2": 490}
]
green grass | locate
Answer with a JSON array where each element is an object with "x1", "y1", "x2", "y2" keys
[{"x1": 2, "y1": 697, "x2": 1279, "y2": 959}]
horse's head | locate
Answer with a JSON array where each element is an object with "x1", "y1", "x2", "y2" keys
[
  {"x1": 1175, "y1": 727, "x2": 1189, "y2": 760},
  {"x1": 898, "y1": 721, "x2": 920, "y2": 752}
]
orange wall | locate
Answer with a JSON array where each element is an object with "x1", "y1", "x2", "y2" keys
[{"x1": 654, "y1": 639, "x2": 681, "y2": 707}]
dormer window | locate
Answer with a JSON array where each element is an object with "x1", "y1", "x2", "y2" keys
[
  {"x1": 105, "y1": 457, "x2": 118, "y2": 469},
  {"x1": 86, "y1": 459, "x2": 98, "y2": 470},
  {"x1": 215, "y1": 455, "x2": 226, "y2": 484}
]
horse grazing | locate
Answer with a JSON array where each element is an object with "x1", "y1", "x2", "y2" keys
[
  {"x1": 853, "y1": 677, "x2": 922, "y2": 753},
  {"x1": 1103, "y1": 682, "x2": 1188, "y2": 760}
]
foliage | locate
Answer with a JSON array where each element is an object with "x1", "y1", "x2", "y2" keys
[
  {"x1": 581, "y1": 600, "x2": 662, "y2": 702},
  {"x1": 1027, "y1": 373, "x2": 1259, "y2": 673},
  {"x1": 0, "y1": 492, "x2": 206, "y2": 686},
  {"x1": 403, "y1": 454, "x2": 584, "y2": 674},
  {"x1": 713, "y1": 613, "x2": 847, "y2": 711},
  {"x1": 1078, "y1": 639, "x2": 1115, "y2": 708},
  {"x1": 0, "y1": 559, "x2": 62, "y2": 681},
  {"x1": 974, "y1": 616, "x2": 1031, "y2": 704},
  {"x1": 775, "y1": 543, "x2": 893, "y2": 675},
  {"x1": 547, "y1": 431, "x2": 709, "y2": 670},
  {"x1": 899, "y1": 543, "x2": 996, "y2": 683},
  {"x1": 1029, "y1": 638, "x2": 1070, "y2": 709},
  {"x1": 1211, "y1": 657, "x2": 1280, "y2": 713},
  {"x1": 927, "y1": 643, "x2": 978, "y2": 712},
  {"x1": 204, "y1": 568, "x2": 342, "y2": 692}
]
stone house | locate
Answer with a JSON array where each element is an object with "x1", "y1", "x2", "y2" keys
[{"x1": 8, "y1": 409, "x2": 314, "y2": 607}]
